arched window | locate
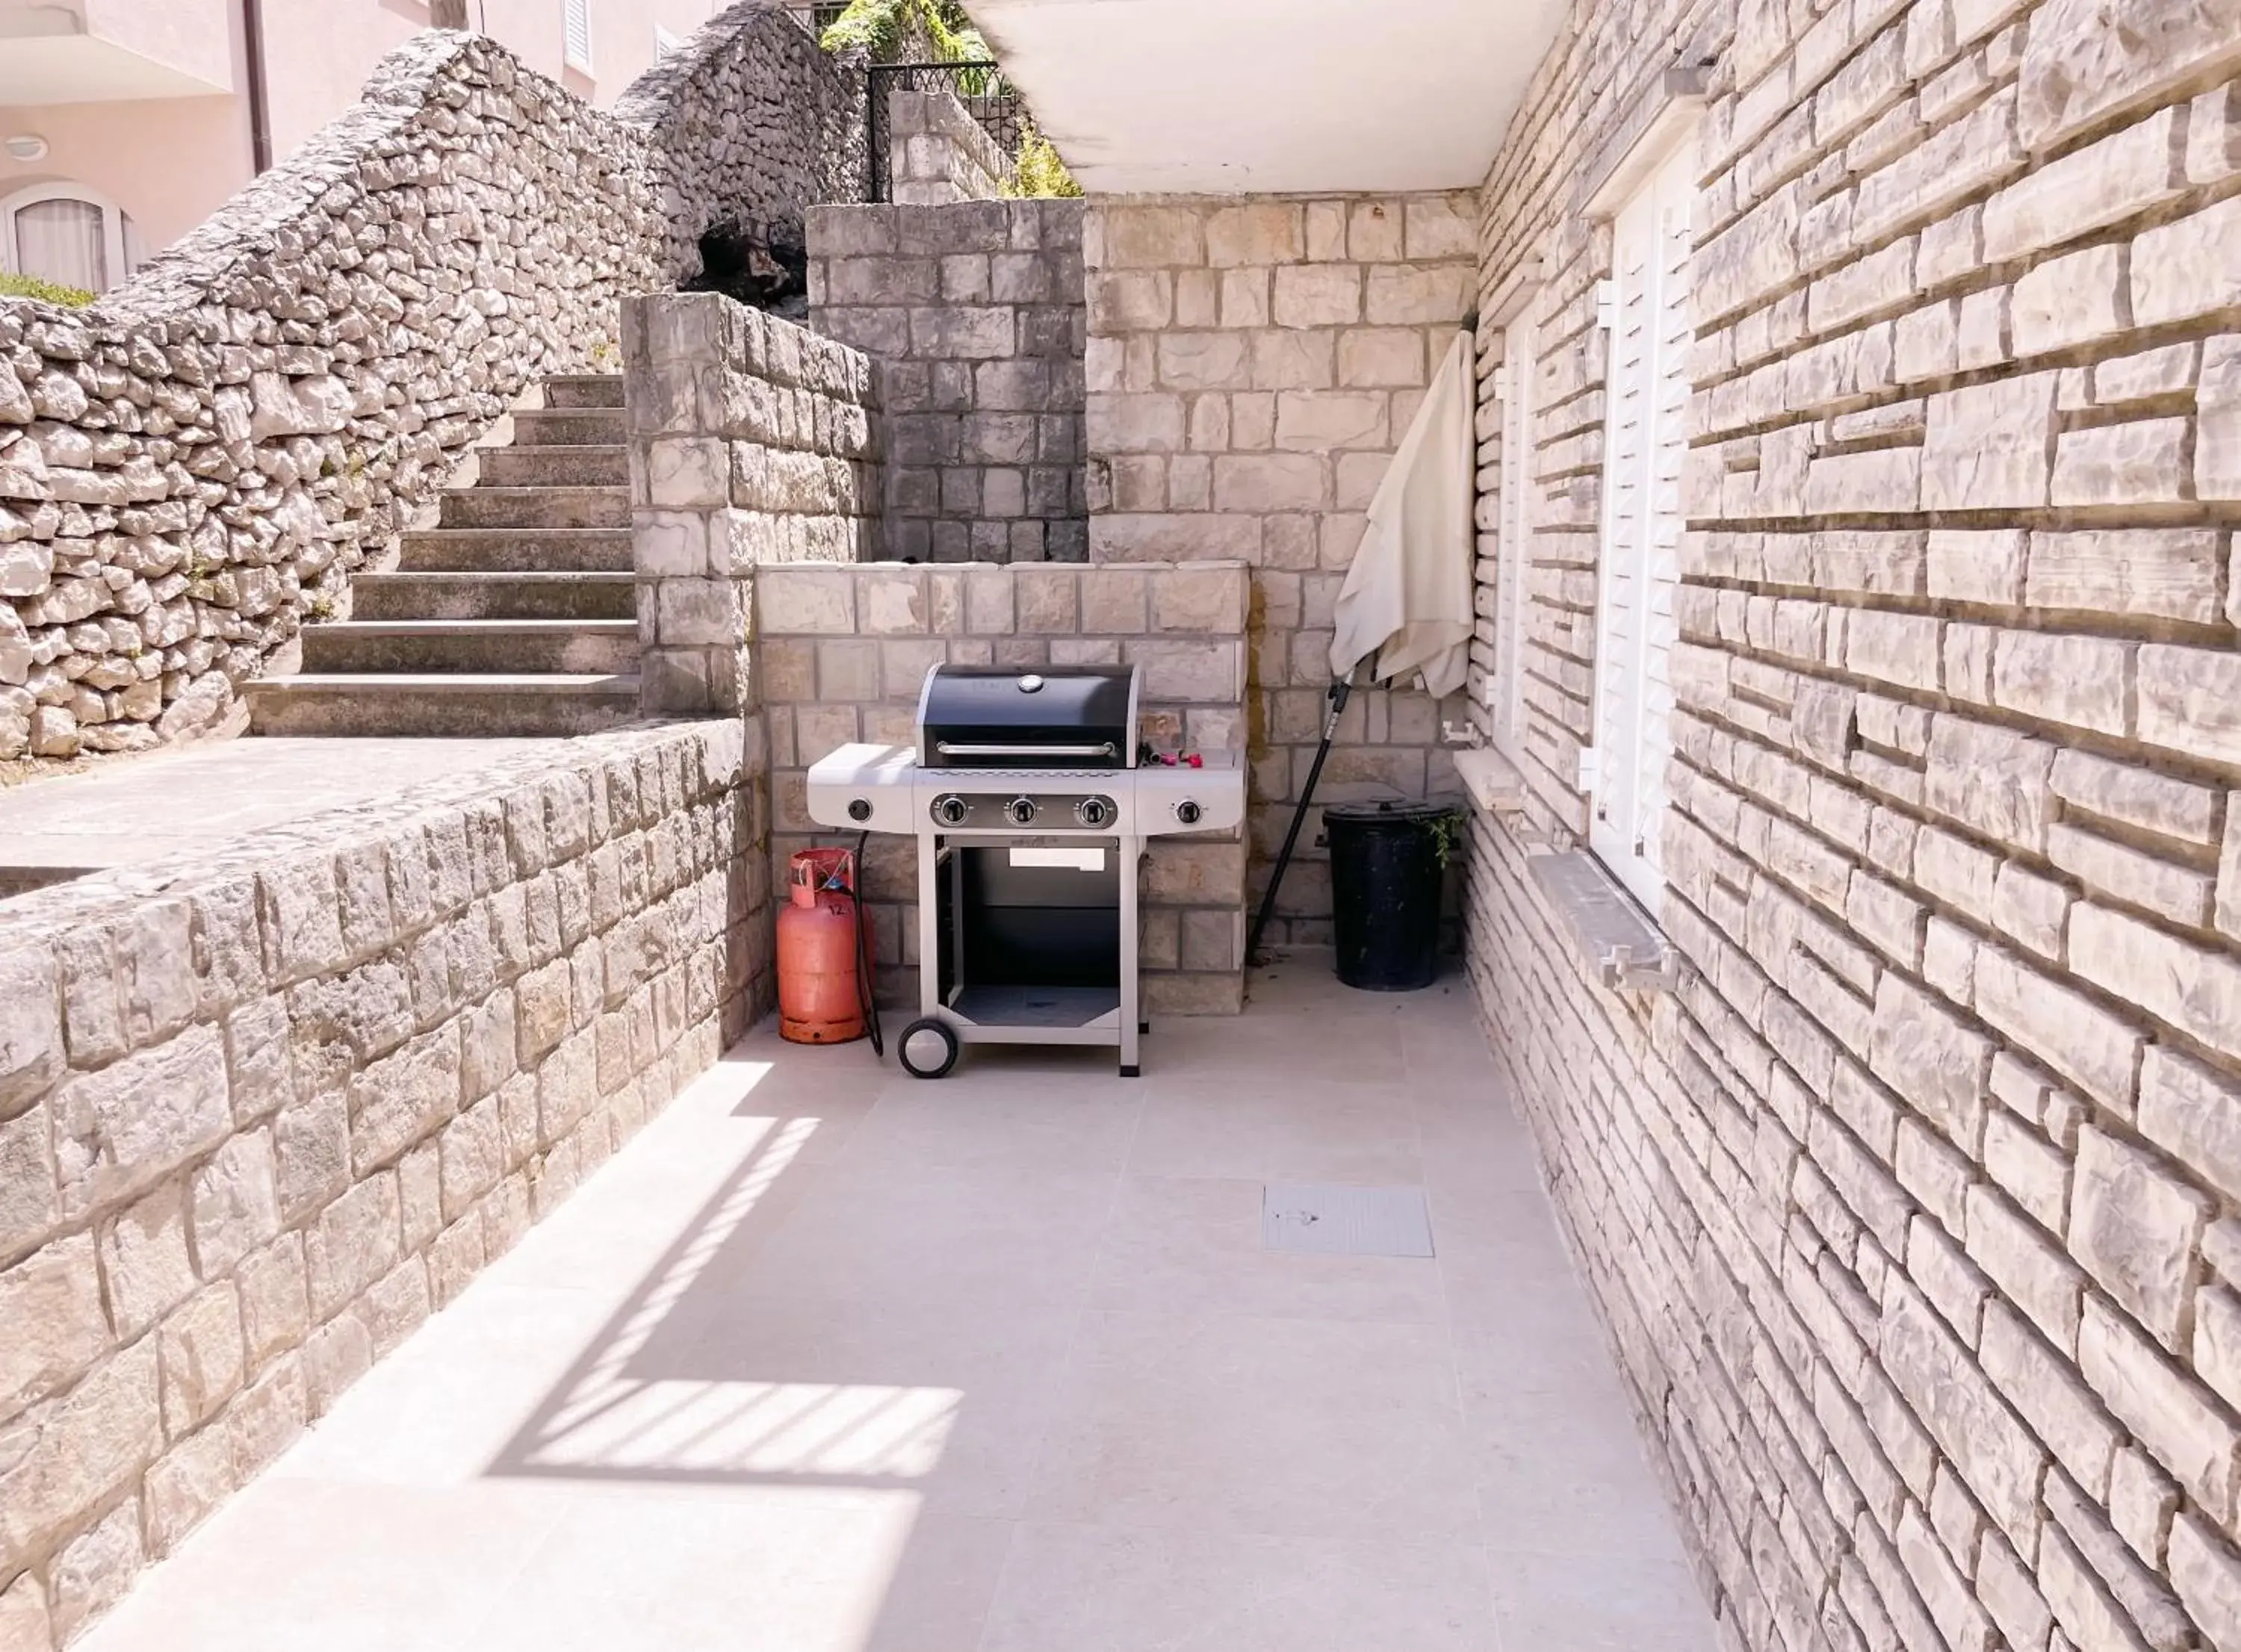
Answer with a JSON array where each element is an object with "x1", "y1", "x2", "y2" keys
[{"x1": 1, "y1": 183, "x2": 135, "y2": 295}]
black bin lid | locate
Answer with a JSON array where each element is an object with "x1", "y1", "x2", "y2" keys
[{"x1": 1322, "y1": 800, "x2": 1454, "y2": 825}]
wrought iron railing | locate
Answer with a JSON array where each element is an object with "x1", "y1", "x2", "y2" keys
[{"x1": 865, "y1": 61, "x2": 1026, "y2": 203}]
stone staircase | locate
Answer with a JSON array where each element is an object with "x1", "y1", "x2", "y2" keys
[{"x1": 246, "y1": 375, "x2": 642, "y2": 738}]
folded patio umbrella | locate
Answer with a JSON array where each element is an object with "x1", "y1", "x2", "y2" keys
[{"x1": 1328, "y1": 326, "x2": 1477, "y2": 700}]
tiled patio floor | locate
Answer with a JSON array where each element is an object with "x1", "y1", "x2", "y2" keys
[{"x1": 80, "y1": 966, "x2": 1717, "y2": 1652}]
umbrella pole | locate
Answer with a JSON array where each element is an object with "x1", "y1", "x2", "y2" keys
[{"x1": 1248, "y1": 674, "x2": 1354, "y2": 968}]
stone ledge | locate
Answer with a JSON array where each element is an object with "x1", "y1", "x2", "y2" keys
[
  {"x1": 1454, "y1": 747, "x2": 1526, "y2": 814},
  {"x1": 1527, "y1": 851, "x2": 1676, "y2": 993}
]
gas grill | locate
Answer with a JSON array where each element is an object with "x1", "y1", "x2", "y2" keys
[{"x1": 807, "y1": 663, "x2": 1245, "y2": 1078}]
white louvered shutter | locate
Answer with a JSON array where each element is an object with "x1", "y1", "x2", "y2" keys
[
  {"x1": 562, "y1": 0, "x2": 594, "y2": 70},
  {"x1": 1492, "y1": 311, "x2": 1536, "y2": 762},
  {"x1": 655, "y1": 24, "x2": 683, "y2": 58},
  {"x1": 1591, "y1": 140, "x2": 1693, "y2": 916}
]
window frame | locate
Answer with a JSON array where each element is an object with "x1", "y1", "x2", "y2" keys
[
  {"x1": 0, "y1": 182, "x2": 131, "y2": 296},
  {"x1": 1583, "y1": 101, "x2": 1701, "y2": 919},
  {"x1": 562, "y1": 0, "x2": 595, "y2": 72}
]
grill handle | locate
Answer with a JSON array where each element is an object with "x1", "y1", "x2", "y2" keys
[{"x1": 933, "y1": 741, "x2": 1118, "y2": 760}]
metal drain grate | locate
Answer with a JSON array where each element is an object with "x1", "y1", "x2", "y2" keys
[{"x1": 1261, "y1": 1184, "x2": 1435, "y2": 1258}]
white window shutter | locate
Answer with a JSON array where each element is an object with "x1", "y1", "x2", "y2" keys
[
  {"x1": 1492, "y1": 311, "x2": 1536, "y2": 763},
  {"x1": 1591, "y1": 140, "x2": 1693, "y2": 916},
  {"x1": 655, "y1": 23, "x2": 683, "y2": 58},
  {"x1": 563, "y1": 0, "x2": 594, "y2": 70}
]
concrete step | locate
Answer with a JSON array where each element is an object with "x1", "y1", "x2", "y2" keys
[
  {"x1": 478, "y1": 444, "x2": 628, "y2": 488},
  {"x1": 396, "y1": 528, "x2": 633, "y2": 574},
  {"x1": 513, "y1": 407, "x2": 627, "y2": 447},
  {"x1": 300, "y1": 620, "x2": 639, "y2": 675},
  {"x1": 246, "y1": 674, "x2": 642, "y2": 738},
  {"x1": 351, "y1": 571, "x2": 636, "y2": 621},
  {"x1": 544, "y1": 374, "x2": 624, "y2": 410},
  {"x1": 438, "y1": 485, "x2": 629, "y2": 531}
]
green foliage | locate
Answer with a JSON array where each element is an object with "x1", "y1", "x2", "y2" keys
[
  {"x1": 1002, "y1": 122, "x2": 1082, "y2": 198},
  {"x1": 1427, "y1": 810, "x2": 1464, "y2": 870},
  {"x1": 0, "y1": 272, "x2": 94, "y2": 308},
  {"x1": 820, "y1": 0, "x2": 985, "y2": 63}
]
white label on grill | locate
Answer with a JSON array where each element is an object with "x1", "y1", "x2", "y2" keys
[{"x1": 1008, "y1": 848, "x2": 1106, "y2": 872}]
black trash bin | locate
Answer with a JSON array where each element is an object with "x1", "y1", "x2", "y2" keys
[{"x1": 1324, "y1": 801, "x2": 1452, "y2": 991}]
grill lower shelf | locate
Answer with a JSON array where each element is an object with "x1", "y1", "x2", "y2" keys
[{"x1": 948, "y1": 984, "x2": 1121, "y2": 1028}]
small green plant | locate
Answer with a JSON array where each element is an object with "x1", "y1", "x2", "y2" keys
[
  {"x1": 589, "y1": 338, "x2": 622, "y2": 372},
  {"x1": 1002, "y1": 122, "x2": 1082, "y2": 198},
  {"x1": 1427, "y1": 810, "x2": 1464, "y2": 870},
  {"x1": 306, "y1": 591, "x2": 339, "y2": 621},
  {"x1": 0, "y1": 272, "x2": 95, "y2": 308},
  {"x1": 820, "y1": 0, "x2": 988, "y2": 63}
]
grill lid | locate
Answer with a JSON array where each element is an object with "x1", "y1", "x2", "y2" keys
[{"x1": 917, "y1": 664, "x2": 1138, "y2": 769}]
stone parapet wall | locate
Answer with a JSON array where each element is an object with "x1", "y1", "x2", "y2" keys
[
  {"x1": 808, "y1": 200, "x2": 1088, "y2": 563},
  {"x1": 0, "y1": 721, "x2": 766, "y2": 1650},
  {"x1": 622, "y1": 291, "x2": 881, "y2": 718},
  {"x1": 886, "y1": 90, "x2": 1013, "y2": 206},
  {"x1": 0, "y1": 4, "x2": 864, "y2": 766},
  {"x1": 1467, "y1": 0, "x2": 2241, "y2": 1649},
  {"x1": 1081, "y1": 195, "x2": 1480, "y2": 944},
  {"x1": 756, "y1": 558, "x2": 1250, "y2": 1014}
]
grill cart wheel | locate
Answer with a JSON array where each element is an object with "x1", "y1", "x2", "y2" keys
[{"x1": 899, "y1": 1017, "x2": 960, "y2": 1080}]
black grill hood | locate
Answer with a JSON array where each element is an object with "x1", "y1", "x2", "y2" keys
[{"x1": 917, "y1": 665, "x2": 1138, "y2": 769}]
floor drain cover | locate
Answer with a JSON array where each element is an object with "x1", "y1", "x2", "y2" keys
[{"x1": 1261, "y1": 1184, "x2": 1434, "y2": 1258}]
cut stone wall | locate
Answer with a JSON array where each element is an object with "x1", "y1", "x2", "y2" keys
[
  {"x1": 0, "y1": 4, "x2": 864, "y2": 765},
  {"x1": 886, "y1": 90, "x2": 1013, "y2": 206},
  {"x1": 808, "y1": 200, "x2": 1088, "y2": 563},
  {"x1": 0, "y1": 721, "x2": 766, "y2": 1651},
  {"x1": 1081, "y1": 195, "x2": 1480, "y2": 944},
  {"x1": 757, "y1": 558, "x2": 1250, "y2": 1014},
  {"x1": 1467, "y1": 1, "x2": 2241, "y2": 1650},
  {"x1": 622, "y1": 291, "x2": 881, "y2": 718}
]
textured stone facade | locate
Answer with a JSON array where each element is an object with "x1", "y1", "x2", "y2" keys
[
  {"x1": 622, "y1": 291, "x2": 881, "y2": 718},
  {"x1": 885, "y1": 90, "x2": 1014, "y2": 206},
  {"x1": 0, "y1": 721, "x2": 765, "y2": 1650},
  {"x1": 0, "y1": 4, "x2": 864, "y2": 765},
  {"x1": 1466, "y1": 1, "x2": 2241, "y2": 1649},
  {"x1": 1081, "y1": 195, "x2": 1481, "y2": 943},
  {"x1": 757, "y1": 558, "x2": 1250, "y2": 1014},
  {"x1": 808, "y1": 200, "x2": 1088, "y2": 563}
]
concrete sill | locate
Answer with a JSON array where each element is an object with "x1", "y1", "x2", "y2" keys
[
  {"x1": 1528, "y1": 851, "x2": 1677, "y2": 993},
  {"x1": 1454, "y1": 748, "x2": 1526, "y2": 815}
]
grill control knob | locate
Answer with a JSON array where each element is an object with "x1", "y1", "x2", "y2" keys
[
  {"x1": 933, "y1": 795, "x2": 970, "y2": 827},
  {"x1": 847, "y1": 798, "x2": 873, "y2": 823},
  {"x1": 1076, "y1": 797, "x2": 1113, "y2": 829},
  {"x1": 1174, "y1": 798, "x2": 1203, "y2": 827},
  {"x1": 1005, "y1": 796, "x2": 1040, "y2": 827}
]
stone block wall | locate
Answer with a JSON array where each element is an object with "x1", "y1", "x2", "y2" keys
[
  {"x1": 808, "y1": 200, "x2": 1088, "y2": 563},
  {"x1": 756, "y1": 558, "x2": 1250, "y2": 1015},
  {"x1": 622, "y1": 291, "x2": 881, "y2": 717},
  {"x1": 1465, "y1": 0, "x2": 2241, "y2": 1649},
  {"x1": 0, "y1": 2, "x2": 864, "y2": 764},
  {"x1": 886, "y1": 90, "x2": 1013, "y2": 206},
  {"x1": 1081, "y1": 195, "x2": 1480, "y2": 943},
  {"x1": 0, "y1": 721, "x2": 766, "y2": 1650}
]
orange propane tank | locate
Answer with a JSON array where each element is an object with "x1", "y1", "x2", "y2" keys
[{"x1": 778, "y1": 848, "x2": 867, "y2": 1044}]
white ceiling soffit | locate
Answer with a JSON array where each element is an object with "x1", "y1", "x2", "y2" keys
[{"x1": 966, "y1": 0, "x2": 1572, "y2": 196}]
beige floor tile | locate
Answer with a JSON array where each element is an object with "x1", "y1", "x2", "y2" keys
[
  {"x1": 1438, "y1": 1243, "x2": 1613, "y2": 1340},
  {"x1": 462, "y1": 1492, "x2": 1009, "y2": 1652},
  {"x1": 980, "y1": 1521, "x2": 1501, "y2": 1652},
  {"x1": 1144, "y1": 1007, "x2": 1410, "y2": 1086},
  {"x1": 1490, "y1": 1552, "x2": 1720, "y2": 1651},
  {"x1": 1129, "y1": 1078, "x2": 1423, "y2": 1184},
  {"x1": 1026, "y1": 1310, "x2": 1480, "y2": 1539},
  {"x1": 75, "y1": 1479, "x2": 567, "y2": 1652},
  {"x1": 698, "y1": 1160, "x2": 1122, "y2": 1308},
  {"x1": 1091, "y1": 1174, "x2": 1447, "y2": 1323},
  {"x1": 511, "y1": 1292, "x2": 1085, "y2": 1517},
  {"x1": 838, "y1": 1075, "x2": 1145, "y2": 1177}
]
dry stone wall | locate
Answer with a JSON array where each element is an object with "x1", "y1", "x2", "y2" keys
[
  {"x1": 808, "y1": 200, "x2": 1088, "y2": 564},
  {"x1": 0, "y1": 3, "x2": 864, "y2": 764},
  {"x1": 623, "y1": 291, "x2": 881, "y2": 718},
  {"x1": 1082, "y1": 195, "x2": 1479, "y2": 943},
  {"x1": 1469, "y1": 0, "x2": 2241, "y2": 1649},
  {"x1": 0, "y1": 721, "x2": 766, "y2": 1651},
  {"x1": 757, "y1": 558, "x2": 1250, "y2": 1014}
]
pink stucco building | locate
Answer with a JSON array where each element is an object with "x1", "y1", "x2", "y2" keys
[{"x1": 0, "y1": 0, "x2": 745, "y2": 293}]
